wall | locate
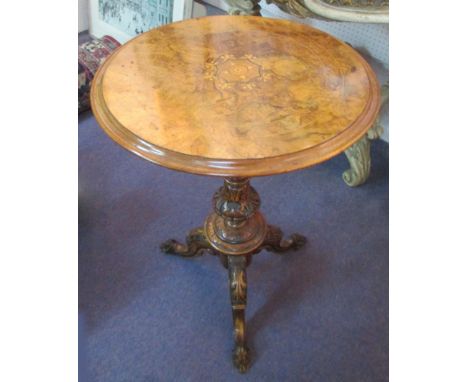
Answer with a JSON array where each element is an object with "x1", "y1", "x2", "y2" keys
[{"x1": 78, "y1": 0, "x2": 89, "y2": 33}]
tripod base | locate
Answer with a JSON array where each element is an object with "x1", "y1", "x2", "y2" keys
[{"x1": 160, "y1": 178, "x2": 306, "y2": 372}]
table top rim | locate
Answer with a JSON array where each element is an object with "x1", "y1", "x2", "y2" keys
[{"x1": 90, "y1": 15, "x2": 381, "y2": 177}]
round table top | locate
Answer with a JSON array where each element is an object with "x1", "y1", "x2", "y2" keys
[{"x1": 91, "y1": 16, "x2": 380, "y2": 177}]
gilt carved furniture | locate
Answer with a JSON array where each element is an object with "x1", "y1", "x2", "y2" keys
[
  {"x1": 225, "y1": 0, "x2": 389, "y2": 186},
  {"x1": 90, "y1": 15, "x2": 380, "y2": 372}
]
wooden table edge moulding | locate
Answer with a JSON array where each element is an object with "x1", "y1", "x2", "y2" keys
[{"x1": 90, "y1": 15, "x2": 380, "y2": 373}]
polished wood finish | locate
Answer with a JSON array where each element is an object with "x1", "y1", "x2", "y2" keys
[{"x1": 91, "y1": 15, "x2": 380, "y2": 177}]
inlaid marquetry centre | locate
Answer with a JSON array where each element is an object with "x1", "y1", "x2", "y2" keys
[
  {"x1": 212, "y1": 55, "x2": 262, "y2": 84},
  {"x1": 91, "y1": 16, "x2": 380, "y2": 176}
]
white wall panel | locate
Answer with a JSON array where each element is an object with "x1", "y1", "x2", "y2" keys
[{"x1": 78, "y1": 0, "x2": 89, "y2": 33}]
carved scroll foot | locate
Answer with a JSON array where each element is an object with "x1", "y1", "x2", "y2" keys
[
  {"x1": 233, "y1": 344, "x2": 250, "y2": 373},
  {"x1": 160, "y1": 227, "x2": 212, "y2": 257},
  {"x1": 343, "y1": 83, "x2": 387, "y2": 187},
  {"x1": 261, "y1": 225, "x2": 306, "y2": 253},
  {"x1": 343, "y1": 134, "x2": 371, "y2": 187},
  {"x1": 228, "y1": 255, "x2": 250, "y2": 373},
  {"x1": 343, "y1": 118, "x2": 384, "y2": 187}
]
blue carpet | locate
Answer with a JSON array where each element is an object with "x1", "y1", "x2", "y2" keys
[{"x1": 79, "y1": 111, "x2": 388, "y2": 382}]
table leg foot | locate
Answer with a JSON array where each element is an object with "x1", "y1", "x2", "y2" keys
[
  {"x1": 160, "y1": 227, "x2": 211, "y2": 257},
  {"x1": 233, "y1": 343, "x2": 250, "y2": 373},
  {"x1": 261, "y1": 224, "x2": 306, "y2": 253},
  {"x1": 228, "y1": 255, "x2": 250, "y2": 373},
  {"x1": 343, "y1": 134, "x2": 371, "y2": 187}
]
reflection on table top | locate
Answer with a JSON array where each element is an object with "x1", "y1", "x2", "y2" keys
[{"x1": 91, "y1": 16, "x2": 380, "y2": 177}]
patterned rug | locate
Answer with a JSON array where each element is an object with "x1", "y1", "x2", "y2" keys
[{"x1": 78, "y1": 35, "x2": 120, "y2": 113}]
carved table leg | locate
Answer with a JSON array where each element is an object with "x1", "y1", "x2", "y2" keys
[
  {"x1": 225, "y1": 0, "x2": 261, "y2": 16},
  {"x1": 260, "y1": 224, "x2": 306, "y2": 253},
  {"x1": 343, "y1": 115, "x2": 384, "y2": 187},
  {"x1": 160, "y1": 227, "x2": 212, "y2": 257},
  {"x1": 227, "y1": 255, "x2": 250, "y2": 373},
  {"x1": 343, "y1": 83, "x2": 388, "y2": 187},
  {"x1": 343, "y1": 133, "x2": 372, "y2": 187}
]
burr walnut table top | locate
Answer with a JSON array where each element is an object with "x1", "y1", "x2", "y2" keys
[{"x1": 91, "y1": 15, "x2": 380, "y2": 177}]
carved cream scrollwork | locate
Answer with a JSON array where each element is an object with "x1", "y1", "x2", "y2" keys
[
  {"x1": 343, "y1": 134, "x2": 372, "y2": 187},
  {"x1": 302, "y1": 0, "x2": 389, "y2": 22},
  {"x1": 265, "y1": 0, "x2": 315, "y2": 18},
  {"x1": 226, "y1": 0, "x2": 389, "y2": 18},
  {"x1": 225, "y1": 0, "x2": 262, "y2": 15},
  {"x1": 342, "y1": 83, "x2": 388, "y2": 187},
  {"x1": 322, "y1": 0, "x2": 388, "y2": 8},
  {"x1": 342, "y1": 114, "x2": 384, "y2": 187}
]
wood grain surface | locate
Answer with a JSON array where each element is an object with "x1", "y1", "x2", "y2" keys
[{"x1": 91, "y1": 15, "x2": 380, "y2": 177}]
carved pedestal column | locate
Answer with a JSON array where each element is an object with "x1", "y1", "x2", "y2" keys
[{"x1": 161, "y1": 177, "x2": 306, "y2": 372}]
